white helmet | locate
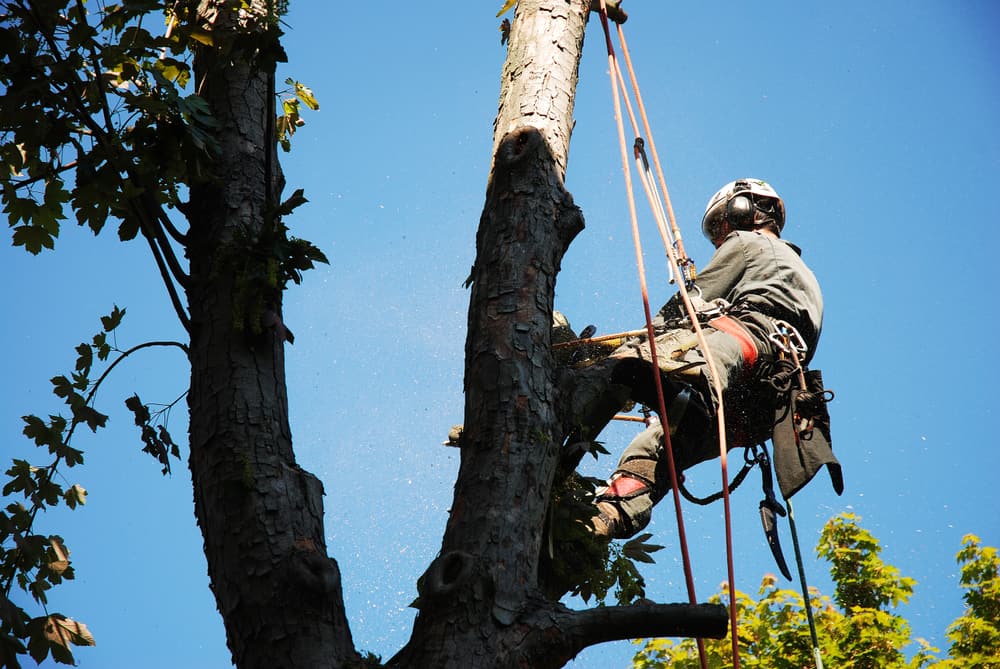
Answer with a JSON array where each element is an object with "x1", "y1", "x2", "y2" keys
[{"x1": 701, "y1": 178, "x2": 786, "y2": 241}]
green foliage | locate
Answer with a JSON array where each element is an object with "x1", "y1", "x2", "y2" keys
[
  {"x1": 940, "y1": 535, "x2": 1000, "y2": 667},
  {"x1": 0, "y1": 308, "x2": 185, "y2": 667},
  {"x1": 1, "y1": 0, "x2": 324, "y2": 290},
  {"x1": 24, "y1": 614, "x2": 95, "y2": 666},
  {"x1": 539, "y1": 472, "x2": 662, "y2": 605},
  {"x1": 276, "y1": 78, "x2": 320, "y2": 152},
  {"x1": 2, "y1": 1, "x2": 324, "y2": 665},
  {"x1": 1, "y1": 0, "x2": 217, "y2": 251},
  {"x1": 124, "y1": 394, "x2": 182, "y2": 475},
  {"x1": 221, "y1": 187, "x2": 329, "y2": 337},
  {"x1": 0, "y1": 308, "x2": 123, "y2": 667},
  {"x1": 632, "y1": 513, "x2": 997, "y2": 669},
  {"x1": 818, "y1": 511, "x2": 915, "y2": 611}
]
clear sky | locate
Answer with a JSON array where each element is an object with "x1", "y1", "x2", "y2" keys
[{"x1": 2, "y1": 1, "x2": 998, "y2": 667}]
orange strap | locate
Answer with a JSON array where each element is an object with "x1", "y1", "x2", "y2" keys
[{"x1": 709, "y1": 315, "x2": 759, "y2": 371}]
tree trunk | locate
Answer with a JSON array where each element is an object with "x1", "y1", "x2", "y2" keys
[
  {"x1": 388, "y1": 2, "x2": 725, "y2": 667},
  {"x1": 185, "y1": 3, "x2": 356, "y2": 667}
]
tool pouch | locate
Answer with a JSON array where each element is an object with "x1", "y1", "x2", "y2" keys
[{"x1": 771, "y1": 369, "x2": 844, "y2": 499}]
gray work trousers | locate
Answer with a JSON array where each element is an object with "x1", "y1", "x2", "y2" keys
[{"x1": 594, "y1": 326, "x2": 756, "y2": 536}]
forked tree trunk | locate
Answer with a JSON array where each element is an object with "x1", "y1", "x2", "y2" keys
[
  {"x1": 185, "y1": 3, "x2": 356, "y2": 667},
  {"x1": 182, "y1": 2, "x2": 723, "y2": 668}
]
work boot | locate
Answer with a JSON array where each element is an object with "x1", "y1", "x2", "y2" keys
[{"x1": 591, "y1": 501, "x2": 628, "y2": 539}]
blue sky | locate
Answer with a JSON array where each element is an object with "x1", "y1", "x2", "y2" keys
[{"x1": 2, "y1": 1, "x2": 998, "y2": 667}]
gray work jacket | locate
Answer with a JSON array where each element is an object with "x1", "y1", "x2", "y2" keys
[{"x1": 657, "y1": 230, "x2": 823, "y2": 364}]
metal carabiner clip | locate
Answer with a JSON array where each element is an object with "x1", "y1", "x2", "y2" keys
[{"x1": 768, "y1": 319, "x2": 808, "y2": 356}]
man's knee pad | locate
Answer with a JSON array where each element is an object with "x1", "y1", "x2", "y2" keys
[{"x1": 598, "y1": 456, "x2": 658, "y2": 501}]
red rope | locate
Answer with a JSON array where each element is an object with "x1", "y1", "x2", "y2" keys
[
  {"x1": 615, "y1": 24, "x2": 693, "y2": 278},
  {"x1": 596, "y1": 5, "x2": 743, "y2": 666},
  {"x1": 595, "y1": 5, "x2": 708, "y2": 667}
]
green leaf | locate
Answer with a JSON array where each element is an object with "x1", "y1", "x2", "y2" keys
[
  {"x1": 292, "y1": 80, "x2": 319, "y2": 110},
  {"x1": 274, "y1": 188, "x2": 308, "y2": 218},
  {"x1": 623, "y1": 533, "x2": 665, "y2": 565},
  {"x1": 21, "y1": 415, "x2": 63, "y2": 448},
  {"x1": 276, "y1": 115, "x2": 291, "y2": 152},
  {"x1": 100, "y1": 305, "x2": 126, "y2": 332},
  {"x1": 27, "y1": 578, "x2": 51, "y2": 607},
  {"x1": 61, "y1": 445, "x2": 84, "y2": 468},
  {"x1": 64, "y1": 484, "x2": 87, "y2": 509},
  {"x1": 177, "y1": 94, "x2": 218, "y2": 127},
  {"x1": 73, "y1": 344, "x2": 93, "y2": 372},
  {"x1": 124, "y1": 394, "x2": 150, "y2": 424},
  {"x1": 153, "y1": 57, "x2": 190, "y2": 87},
  {"x1": 187, "y1": 28, "x2": 213, "y2": 46},
  {"x1": 92, "y1": 332, "x2": 111, "y2": 360},
  {"x1": 2, "y1": 459, "x2": 33, "y2": 497},
  {"x1": 26, "y1": 614, "x2": 94, "y2": 666},
  {"x1": 50, "y1": 376, "x2": 75, "y2": 400},
  {"x1": 117, "y1": 216, "x2": 140, "y2": 241},
  {"x1": 119, "y1": 26, "x2": 154, "y2": 49},
  {"x1": 11, "y1": 225, "x2": 56, "y2": 255},
  {"x1": 72, "y1": 404, "x2": 108, "y2": 433}
]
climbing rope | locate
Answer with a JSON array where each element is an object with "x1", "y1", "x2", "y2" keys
[
  {"x1": 594, "y1": 4, "x2": 741, "y2": 666},
  {"x1": 786, "y1": 498, "x2": 826, "y2": 669},
  {"x1": 678, "y1": 446, "x2": 758, "y2": 506},
  {"x1": 593, "y1": 7, "x2": 708, "y2": 667}
]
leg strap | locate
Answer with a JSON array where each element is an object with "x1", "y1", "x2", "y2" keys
[
  {"x1": 599, "y1": 456, "x2": 658, "y2": 501},
  {"x1": 602, "y1": 475, "x2": 648, "y2": 499},
  {"x1": 709, "y1": 315, "x2": 758, "y2": 371}
]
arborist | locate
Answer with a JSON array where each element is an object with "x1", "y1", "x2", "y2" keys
[{"x1": 559, "y1": 178, "x2": 839, "y2": 539}]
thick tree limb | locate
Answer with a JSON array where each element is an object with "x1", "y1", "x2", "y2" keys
[{"x1": 562, "y1": 602, "x2": 729, "y2": 648}]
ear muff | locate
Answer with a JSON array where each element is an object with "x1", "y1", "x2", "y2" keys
[{"x1": 726, "y1": 193, "x2": 755, "y2": 229}]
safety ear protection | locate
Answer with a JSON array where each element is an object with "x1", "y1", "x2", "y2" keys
[{"x1": 725, "y1": 180, "x2": 755, "y2": 229}]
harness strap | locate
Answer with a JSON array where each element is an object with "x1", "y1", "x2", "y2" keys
[{"x1": 709, "y1": 315, "x2": 758, "y2": 371}]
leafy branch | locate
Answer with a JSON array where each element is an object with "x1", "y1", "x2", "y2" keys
[
  {"x1": 221, "y1": 187, "x2": 329, "y2": 338},
  {"x1": 0, "y1": 306, "x2": 187, "y2": 666},
  {"x1": 3, "y1": 2, "x2": 327, "y2": 339},
  {"x1": 540, "y1": 472, "x2": 663, "y2": 606},
  {"x1": 276, "y1": 77, "x2": 320, "y2": 152},
  {"x1": 1, "y1": 0, "x2": 219, "y2": 331}
]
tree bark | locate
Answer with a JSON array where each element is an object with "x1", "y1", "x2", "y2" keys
[{"x1": 185, "y1": 3, "x2": 356, "y2": 667}]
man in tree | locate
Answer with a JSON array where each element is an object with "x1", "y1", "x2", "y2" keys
[{"x1": 561, "y1": 178, "x2": 830, "y2": 538}]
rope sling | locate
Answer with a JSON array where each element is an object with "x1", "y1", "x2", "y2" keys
[{"x1": 594, "y1": 3, "x2": 736, "y2": 666}]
